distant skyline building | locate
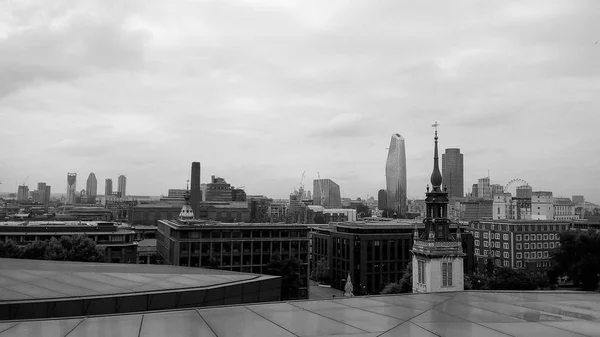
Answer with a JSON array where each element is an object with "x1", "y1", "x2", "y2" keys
[
  {"x1": 190, "y1": 162, "x2": 201, "y2": 218},
  {"x1": 516, "y1": 185, "x2": 532, "y2": 199},
  {"x1": 441, "y1": 148, "x2": 464, "y2": 198},
  {"x1": 471, "y1": 183, "x2": 478, "y2": 198},
  {"x1": 66, "y1": 173, "x2": 77, "y2": 204},
  {"x1": 312, "y1": 179, "x2": 342, "y2": 208},
  {"x1": 206, "y1": 176, "x2": 233, "y2": 202},
  {"x1": 491, "y1": 184, "x2": 504, "y2": 198},
  {"x1": 572, "y1": 195, "x2": 585, "y2": 205},
  {"x1": 86, "y1": 173, "x2": 98, "y2": 201},
  {"x1": 17, "y1": 185, "x2": 29, "y2": 201},
  {"x1": 105, "y1": 179, "x2": 113, "y2": 196},
  {"x1": 35, "y1": 182, "x2": 48, "y2": 205},
  {"x1": 477, "y1": 177, "x2": 491, "y2": 199},
  {"x1": 377, "y1": 189, "x2": 387, "y2": 211},
  {"x1": 385, "y1": 133, "x2": 407, "y2": 215},
  {"x1": 118, "y1": 175, "x2": 127, "y2": 197}
]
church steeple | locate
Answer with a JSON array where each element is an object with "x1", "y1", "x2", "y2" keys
[
  {"x1": 179, "y1": 180, "x2": 195, "y2": 221},
  {"x1": 430, "y1": 122, "x2": 443, "y2": 191}
]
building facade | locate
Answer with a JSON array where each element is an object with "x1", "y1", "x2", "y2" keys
[
  {"x1": 385, "y1": 133, "x2": 407, "y2": 215},
  {"x1": 441, "y1": 148, "x2": 463, "y2": 198},
  {"x1": 157, "y1": 220, "x2": 310, "y2": 299},
  {"x1": 467, "y1": 220, "x2": 570, "y2": 276},
  {"x1": 531, "y1": 191, "x2": 554, "y2": 220},
  {"x1": 312, "y1": 179, "x2": 342, "y2": 208},
  {"x1": 118, "y1": 175, "x2": 127, "y2": 197},
  {"x1": 190, "y1": 162, "x2": 201, "y2": 218},
  {"x1": 460, "y1": 200, "x2": 493, "y2": 221},
  {"x1": 377, "y1": 189, "x2": 387, "y2": 211},
  {"x1": 553, "y1": 198, "x2": 578, "y2": 220},
  {"x1": 17, "y1": 185, "x2": 29, "y2": 201}
]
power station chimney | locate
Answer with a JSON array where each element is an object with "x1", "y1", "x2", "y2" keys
[{"x1": 190, "y1": 162, "x2": 201, "y2": 218}]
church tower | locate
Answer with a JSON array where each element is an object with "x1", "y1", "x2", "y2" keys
[
  {"x1": 412, "y1": 123, "x2": 464, "y2": 293},
  {"x1": 179, "y1": 183, "x2": 195, "y2": 221}
]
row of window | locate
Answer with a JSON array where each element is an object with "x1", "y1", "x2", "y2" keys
[
  {"x1": 516, "y1": 242, "x2": 559, "y2": 250},
  {"x1": 516, "y1": 233, "x2": 557, "y2": 241},
  {"x1": 475, "y1": 249, "x2": 551, "y2": 260},
  {"x1": 178, "y1": 229, "x2": 309, "y2": 239},
  {"x1": 471, "y1": 223, "x2": 568, "y2": 232}
]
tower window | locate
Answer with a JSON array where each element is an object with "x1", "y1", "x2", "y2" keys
[
  {"x1": 418, "y1": 260, "x2": 425, "y2": 284},
  {"x1": 442, "y1": 262, "x2": 453, "y2": 287}
]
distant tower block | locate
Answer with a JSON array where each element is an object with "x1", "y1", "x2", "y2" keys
[
  {"x1": 190, "y1": 162, "x2": 201, "y2": 219},
  {"x1": 386, "y1": 133, "x2": 407, "y2": 216},
  {"x1": 66, "y1": 173, "x2": 77, "y2": 204}
]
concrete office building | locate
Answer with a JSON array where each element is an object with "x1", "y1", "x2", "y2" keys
[
  {"x1": 441, "y1": 148, "x2": 463, "y2": 198},
  {"x1": 86, "y1": 172, "x2": 97, "y2": 202},
  {"x1": 118, "y1": 175, "x2": 127, "y2": 197},
  {"x1": 190, "y1": 162, "x2": 201, "y2": 218},
  {"x1": 516, "y1": 185, "x2": 533, "y2": 199},
  {"x1": 385, "y1": 133, "x2": 407, "y2": 215},
  {"x1": 66, "y1": 173, "x2": 77, "y2": 204},
  {"x1": 553, "y1": 198, "x2": 578, "y2": 220},
  {"x1": 157, "y1": 218, "x2": 310, "y2": 299},
  {"x1": 105, "y1": 178, "x2": 113, "y2": 196},
  {"x1": 312, "y1": 179, "x2": 342, "y2": 208}
]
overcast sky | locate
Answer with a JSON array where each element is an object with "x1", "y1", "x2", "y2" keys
[{"x1": 1, "y1": 0, "x2": 599, "y2": 202}]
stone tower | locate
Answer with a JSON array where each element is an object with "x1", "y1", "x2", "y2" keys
[{"x1": 412, "y1": 123, "x2": 464, "y2": 293}]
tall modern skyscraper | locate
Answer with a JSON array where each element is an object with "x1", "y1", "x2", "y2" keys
[
  {"x1": 441, "y1": 148, "x2": 463, "y2": 198},
  {"x1": 17, "y1": 185, "x2": 29, "y2": 201},
  {"x1": 86, "y1": 173, "x2": 98, "y2": 200},
  {"x1": 312, "y1": 179, "x2": 342, "y2": 208},
  {"x1": 118, "y1": 175, "x2": 127, "y2": 197},
  {"x1": 385, "y1": 133, "x2": 407, "y2": 215},
  {"x1": 66, "y1": 173, "x2": 77, "y2": 204},
  {"x1": 190, "y1": 162, "x2": 201, "y2": 218},
  {"x1": 105, "y1": 179, "x2": 113, "y2": 196}
]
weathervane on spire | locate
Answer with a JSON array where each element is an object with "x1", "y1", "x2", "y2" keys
[
  {"x1": 432, "y1": 121, "x2": 439, "y2": 137},
  {"x1": 186, "y1": 179, "x2": 190, "y2": 190}
]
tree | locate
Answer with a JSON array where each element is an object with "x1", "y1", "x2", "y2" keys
[
  {"x1": 266, "y1": 253, "x2": 302, "y2": 300},
  {"x1": 355, "y1": 204, "x2": 371, "y2": 218},
  {"x1": 381, "y1": 262, "x2": 412, "y2": 294},
  {"x1": 0, "y1": 240, "x2": 23, "y2": 258},
  {"x1": 313, "y1": 213, "x2": 326, "y2": 224},
  {"x1": 311, "y1": 257, "x2": 330, "y2": 284},
  {"x1": 551, "y1": 229, "x2": 600, "y2": 291},
  {"x1": 1, "y1": 236, "x2": 106, "y2": 262}
]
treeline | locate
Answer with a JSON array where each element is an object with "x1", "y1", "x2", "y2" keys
[{"x1": 0, "y1": 235, "x2": 106, "y2": 262}]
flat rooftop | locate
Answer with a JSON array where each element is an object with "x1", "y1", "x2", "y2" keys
[
  {"x1": 1, "y1": 291, "x2": 599, "y2": 336},
  {"x1": 159, "y1": 219, "x2": 310, "y2": 229},
  {"x1": 0, "y1": 258, "x2": 274, "y2": 303}
]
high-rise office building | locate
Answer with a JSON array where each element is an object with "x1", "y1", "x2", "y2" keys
[
  {"x1": 86, "y1": 173, "x2": 98, "y2": 201},
  {"x1": 36, "y1": 182, "x2": 47, "y2": 205},
  {"x1": 44, "y1": 185, "x2": 51, "y2": 205},
  {"x1": 312, "y1": 179, "x2": 342, "y2": 208},
  {"x1": 105, "y1": 179, "x2": 113, "y2": 196},
  {"x1": 385, "y1": 133, "x2": 407, "y2": 215},
  {"x1": 190, "y1": 162, "x2": 201, "y2": 218},
  {"x1": 471, "y1": 184, "x2": 478, "y2": 198},
  {"x1": 66, "y1": 173, "x2": 77, "y2": 204},
  {"x1": 206, "y1": 176, "x2": 233, "y2": 202},
  {"x1": 377, "y1": 189, "x2": 387, "y2": 211},
  {"x1": 441, "y1": 148, "x2": 463, "y2": 198},
  {"x1": 118, "y1": 175, "x2": 127, "y2": 197},
  {"x1": 17, "y1": 185, "x2": 29, "y2": 201},
  {"x1": 477, "y1": 177, "x2": 491, "y2": 199}
]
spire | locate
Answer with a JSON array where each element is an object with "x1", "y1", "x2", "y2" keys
[
  {"x1": 430, "y1": 122, "x2": 443, "y2": 190},
  {"x1": 179, "y1": 180, "x2": 194, "y2": 220}
]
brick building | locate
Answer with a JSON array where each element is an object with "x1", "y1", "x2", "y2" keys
[{"x1": 466, "y1": 220, "x2": 571, "y2": 275}]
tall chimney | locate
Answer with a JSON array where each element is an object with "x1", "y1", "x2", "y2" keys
[{"x1": 191, "y1": 162, "x2": 201, "y2": 218}]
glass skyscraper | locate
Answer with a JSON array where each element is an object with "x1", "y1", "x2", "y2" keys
[{"x1": 385, "y1": 133, "x2": 407, "y2": 215}]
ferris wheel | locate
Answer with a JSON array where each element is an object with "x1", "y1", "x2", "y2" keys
[{"x1": 505, "y1": 178, "x2": 529, "y2": 196}]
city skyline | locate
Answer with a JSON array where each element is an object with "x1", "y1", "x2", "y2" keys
[{"x1": 0, "y1": 1, "x2": 599, "y2": 202}]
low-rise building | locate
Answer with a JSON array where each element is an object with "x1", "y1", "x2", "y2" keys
[
  {"x1": 157, "y1": 219, "x2": 310, "y2": 299},
  {"x1": 466, "y1": 220, "x2": 573, "y2": 276},
  {"x1": 459, "y1": 199, "x2": 493, "y2": 221},
  {"x1": 553, "y1": 198, "x2": 578, "y2": 220},
  {"x1": 0, "y1": 220, "x2": 137, "y2": 263}
]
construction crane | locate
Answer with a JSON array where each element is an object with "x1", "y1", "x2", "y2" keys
[{"x1": 21, "y1": 176, "x2": 29, "y2": 186}]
